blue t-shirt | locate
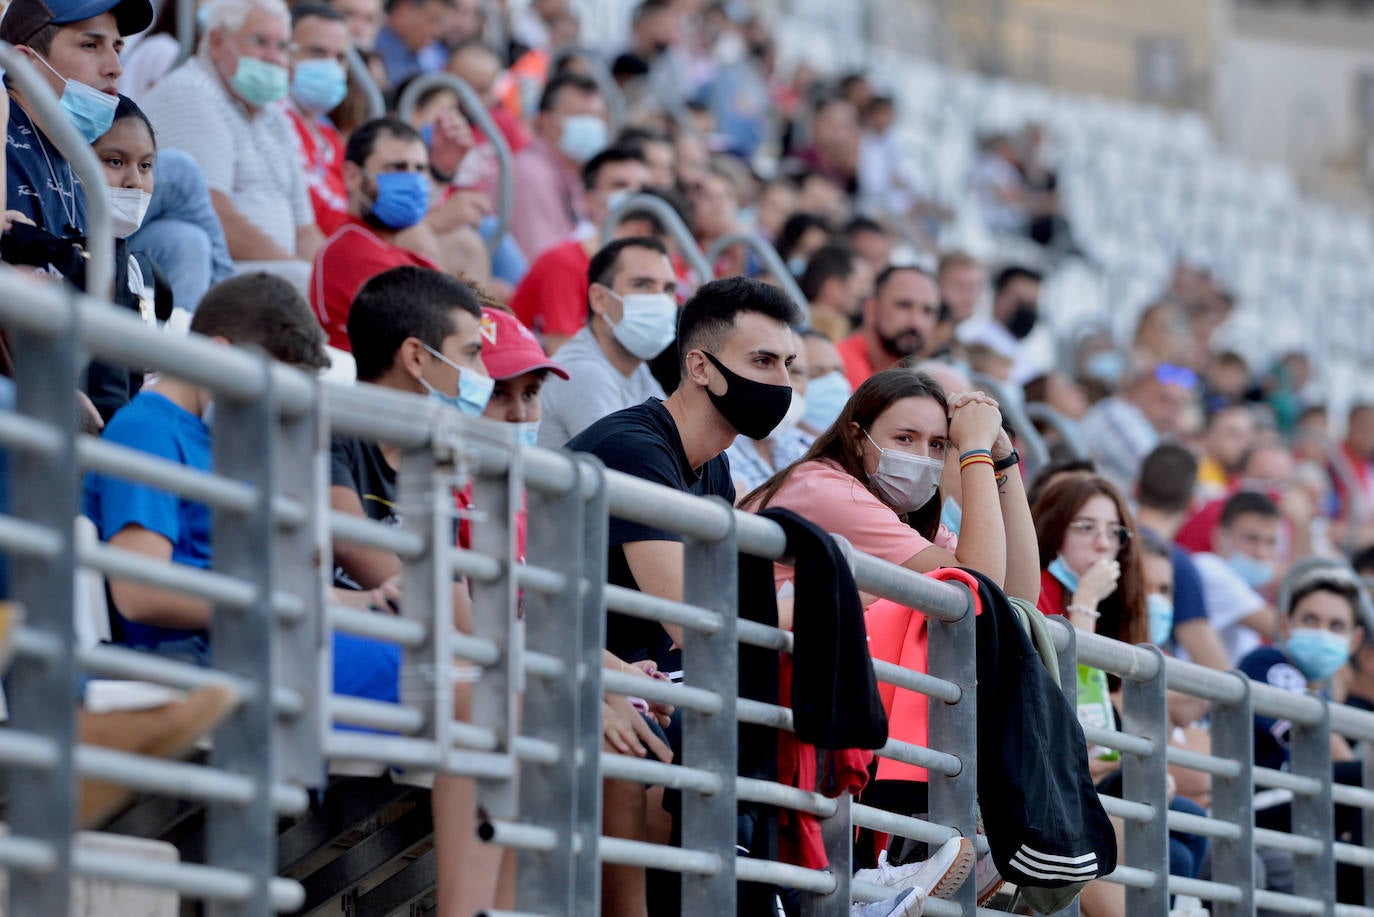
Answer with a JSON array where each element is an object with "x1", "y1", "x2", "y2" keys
[
  {"x1": 82, "y1": 391, "x2": 211, "y2": 651},
  {"x1": 1238, "y1": 645, "x2": 1321, "y2": 772},
  {"x1": 6, "y1": 103, "x2": 88, "y2": 236}
]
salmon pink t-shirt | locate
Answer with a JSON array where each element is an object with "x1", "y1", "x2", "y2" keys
[{"x1": 760, "y1": 459, "x2": 956, "y2": 590}]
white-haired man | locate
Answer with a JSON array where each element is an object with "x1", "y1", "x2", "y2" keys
[{"x1": 142, "y1": 0, "x2": 323, "y2": 290}]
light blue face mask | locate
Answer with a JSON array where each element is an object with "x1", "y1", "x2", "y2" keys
[
  {"x1": 1227, "y1": 552, "x2": 1275, "y2": 590},
  {"x1": 1147, "y1": 593, "x2": 1174, "y2": 645},
  {"x1": 291, "y1": 58, "x2": 348, "y2": 113},
  {"x1": 940, "y1": 496, "x2": 962, "y2": 537},
  {"x1": 557, "y1": 114, "x2": 607, "y2": 164},
  {"x1": 786, "y1": 255, "x2": 807, "y2": 277},
  {"x1": 1084, "y1": 350, "x2": 1126, "y2": 386},
  {"x1": 801, "y1": 371, "x2": 850, "y2": 431},
  {"x1": 420, "y1": 343, "x2": 494, "y2": 416},
  {"x1": 1285, "y1": 627, "x2": 1350, "y2": 682},
  {"x1": 33, "y1": 54, "x2": 117, "y2": 144},
  {"x1": 230, "y1": 53, "x2": 290, "y2": 107},
  {"x1": 515, "y1": 422, "x2": 539, "y2": 448},
  {"x1": 1048, "y1": 555, "x2": 1080, "y2": 593}
]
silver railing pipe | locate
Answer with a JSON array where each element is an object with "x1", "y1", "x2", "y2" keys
[
  {"x1": 704, "y1": 232, "x2": 810, "y2": 324},
  {"x1": 600, "y1": 192, "x2": 713, "y2": 282},
  {"x1": 345, "y1": 46, "x2": 387, "y2": 121}
]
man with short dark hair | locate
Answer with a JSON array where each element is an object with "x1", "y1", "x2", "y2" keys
[
  {"x1": 799, "y1": 242, "x2": 869, "y2": 342},
  {"x1": 836, "y1": 265, "x2": 940, "y2": 390},
  {"x1": 537, "y1": 236, "x2": 677, "y2": 447},
  {"x1": 2, "y1": 0, "x2": 153, "y2": 234},
  {"x1": 373, "y1": 0, "x2": 448, "y2": 87},
  {"x1": 567, "y1": 276, "x2": 802, "y2": 668},
  {"x1": 286, "y1": 3, "x2": 352, "y2": 235},
  {"x1": 1135, "y1": 444, "x2": 1230, "y2": 671},
  {"x1": 509, "y1": 145, "x2": 653, "y2": 350},
  {"x1": 1192, "y1": 491, "x2": 1282, "y2": 664},
  {"x1": 309, "y1": 117, "x2": 442, "y2": 351},
  {"x1": 1196, "y1": 402, "x2": 1257, "y2": 501},
  {"x1": 509, "y1": 73, "x2": 607, "y2": 259}
]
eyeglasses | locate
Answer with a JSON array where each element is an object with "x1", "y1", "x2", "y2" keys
[
  {"x1": 1153, "y1": 362, "x2": 1198, "y2": 390},
  {"x1": 1067, "y1": 519, "x2": 1131, "y2": 547},
  {"x1": 240, "y1": 34, "x2": 296, "y2": 55}
]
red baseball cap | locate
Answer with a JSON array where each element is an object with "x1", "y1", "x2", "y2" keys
[{"x1": 479, "y1": 308, "x2": 569, "y2": 381}]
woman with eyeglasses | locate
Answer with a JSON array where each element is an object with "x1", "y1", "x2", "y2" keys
[{"x1": 1031, "y1": 473, "x2": 1147, "y2": 643}]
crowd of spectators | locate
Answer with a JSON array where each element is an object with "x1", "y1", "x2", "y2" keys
[{"x1": 3, "y1": 0, "x2": 1374, "y2": 913}]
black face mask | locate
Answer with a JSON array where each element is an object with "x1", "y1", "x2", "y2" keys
[
  {"x1": 1006, "y1": 299, "x2": 1038, "y2": 339},
  {"x1": 702, "y1": 352, "x2": 792, "y2": 441}
]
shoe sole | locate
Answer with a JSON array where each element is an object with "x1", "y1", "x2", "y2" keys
[{"x1": 929, "y1": 837, "x2": 976, "y2": 899}]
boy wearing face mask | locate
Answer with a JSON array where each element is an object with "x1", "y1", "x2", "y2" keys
[
  {"x1": 537, "y1": 236, "x2": 678, "y2": 448},
  {"x1": 284, "y1": 3, "x2": 352, "y2": 236},
  {"x1": 1191, "y1": 491, "x2": 1282, "y2": 664},
  {"x1": 1239, "y1": 564, "x2": 1368, "y2": 903},
  {"x1": 2, "y1": 0, "x2": 153, "y2": 237}
]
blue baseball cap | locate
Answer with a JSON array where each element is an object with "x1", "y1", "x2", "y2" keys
[{"x1": 0, "y1": 0, "x2": 155, "y2": 46}]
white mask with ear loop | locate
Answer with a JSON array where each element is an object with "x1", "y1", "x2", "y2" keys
[{"x1": 863, "y1": 430, "x2": 944, "y2": 514}]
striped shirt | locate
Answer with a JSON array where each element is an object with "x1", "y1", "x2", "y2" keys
[{"x1": 143, "y1": 57, "x2": 313, "y2": 255}]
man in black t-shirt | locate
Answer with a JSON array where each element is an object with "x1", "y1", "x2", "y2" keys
[
  {"x1": 328, "y1": 267, "x2": 488, "y2": 591},
  {"x1": 567, "y1": 276, "x2": 802, "y2": 671}
]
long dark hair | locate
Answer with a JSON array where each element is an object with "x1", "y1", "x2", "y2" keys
[
  {"x1": 1031, "y1": 473, "x2": 1147, "y2": 646},
  {"x1": 743, "y1": 369, "x2": 950, "y2": 540}
]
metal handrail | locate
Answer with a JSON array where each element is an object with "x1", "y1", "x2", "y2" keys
[
  {"x1": 703, "y1": 232, "x2": 810, "y2": 324},
  {"x1": 395, "y1": 72, "x2": 512, "y2": 254},
  {"x1": 175, "y1": 0, "x2": 195, "y2": 64},
  {"x1": 969, "y1": 372, "x2": 1051, "y2": 473},
  {"x1": 0, "y1": 44, "x2": 113, "y2": 298},
  {"x1": 345, "y1": 46, "x2": 386, "y2": 122},
  {"x1": 600, "y1": 192, "x2": 713, "y2": 283},
  {"x1": 1024, "y1": 401, "x2": 1089, "y2": 460}
]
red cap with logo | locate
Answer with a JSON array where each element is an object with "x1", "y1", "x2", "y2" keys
[{"x1": 479, "y1": 307, "x2": 569, "y2": 381}]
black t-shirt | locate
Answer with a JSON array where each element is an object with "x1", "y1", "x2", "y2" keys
[
  {"x1": 566, "y1": 399, "x2": 734, "y2": 670},
  {"x1": 329, "y1": 434, "x2": 399, "y2": 590}
]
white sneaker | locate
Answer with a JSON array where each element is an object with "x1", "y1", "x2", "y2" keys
[
  {"x1": 853, "y1": 836, "x2": 976, "y2": 900},
  {"x1": 850, "y1": 886, "x2": 923, "y2": 917}
]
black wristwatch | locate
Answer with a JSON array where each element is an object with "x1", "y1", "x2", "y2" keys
[{"x1": 993, "y1": 449, "x2": 1020, "y2": 472}]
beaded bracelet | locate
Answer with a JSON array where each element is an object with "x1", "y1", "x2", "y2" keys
[{"x1": 958, "y1": 449, "x2": 993, "y2": 463}]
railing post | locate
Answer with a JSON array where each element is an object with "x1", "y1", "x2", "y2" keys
[
  {"x1": 802, "y1": 780, "x2": 851, "y2": 917},
  {"x1": 679, "y1": 499, "x2": 738, "y2": 915},
  {"x1": 572, "y1": 457, "x2": 609, "y2": 916},
  {"x1": 273, "y1": 380, "x2": 326, "y2": 785},
  {"x1": 1121, "y1": 644, "x2": 1169, "y2": 915},
  {"x1": 395, "y1": 441, "x2": 452, "y2": 753},
  {"x1": 5, "y1": 298, "x2": 81, "y2": 917},
  {"x1": 462, "y1": 423, "x2": 520, "y2": 819},
  {"x1": 515, "y1": 453, "x2": 587, "y2": 914},
  {"x1": 927, "y1": 584, "x2": 978, "y2": 916},
  {"x1": 1208, "y1": 674, "x2": 1254, "y2": 917},
  {"x1": 1364, "y1": 739, "x2": 1374, "y2": 909},
  {"x1": 1290, "y1": 694, "x2": 1336, "y2": 917},
  {"x1": 206, "y1": 358, "x2": 279, "y2": 916}
]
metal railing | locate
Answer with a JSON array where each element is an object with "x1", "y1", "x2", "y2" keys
[
  {"x1": 705, "y1": 232, "x2": 811, "y2": 324},
  {"x1": 602, "y1": 192, "x2": 714, "y2": 283},
  {"x1": 396, "y1": 72, "x2": 513, "y2": 254},
  {"x1": 0, "y1": 264, "x2": 1371, "y2": 916}
]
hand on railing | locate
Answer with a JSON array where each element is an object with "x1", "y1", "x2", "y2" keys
[{"x1": 602, "y1": 695, "x2": 673, "y2": 762}]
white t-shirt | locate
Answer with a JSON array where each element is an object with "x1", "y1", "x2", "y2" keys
[
  {"x1": 143, "y1": 57, "x2": 313, "y2": 255},
  {"x1": 537, "y1": 327, "x2": 666, "y2": 449},
  {"x1": 1192, "y1": 552, "x2": 1268, "y2": 664}
]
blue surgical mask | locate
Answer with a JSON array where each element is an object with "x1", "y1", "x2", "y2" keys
[
  {"x1": 1084, "y1": 350, "x2": 1126, "y2": 386},
  {"x1": 420, "y1": 123, "x2": 434, "y2": 147},
  {"x1": 605, "y1": 290, "x2": 677, "y2": 360},
  {"x1": 33, "y1": 54, "x2": 117, "y2": 144},
  {"x1": 940, "y1": 496, "x2": 962, "y2": 537},
  {"x1": 515, "y1": 422, "x2": 539, "y2": 448},
  {"x1": 1285, "y1": 627, "x2": 1350, "y2": 682},
  {"x1": 368, "y1": 171, "x2": 431, "y2": 230},
  {"x1": 1147, "y1": 593, "x2": 1174, "y2": 645},
  {"x1": 557, "y1": 114, "x2": 607, "y2": 163},
  {"x1": 420, "y1": 343, "x2": 494, "y2": 416},
  {"x1": 1227, "y1": 553, "x2": 1275, "y2": 590},
  {"x1": 229, "y1": 53, "x2": 290, "y2": 106},
  {"x1": 291, "y1": 58, "x2": 348, "y2": 114},
  {"x1": 1049, "y1": 555, "x2": 1080, "y2": 593},
  {"x1": 786, "y1": 255, "x2": 807, "y2": 277},
  {"x1": 801, "y1": 371, "x2": 850, "y2": 431}
]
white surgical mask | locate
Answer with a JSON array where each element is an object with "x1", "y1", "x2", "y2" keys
[
  {"x1": 770, "y1": 390, "x2": 806, "y2": 436},
  {"x1": 108, "y1": 186, "x2": 151, "y2": 238},
  {"x1": 863, "y1": 430, "x2": 943, "y2": 514},
  {"x1": 605, "y1": 290, "x2": 677, "y2": 360}
]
